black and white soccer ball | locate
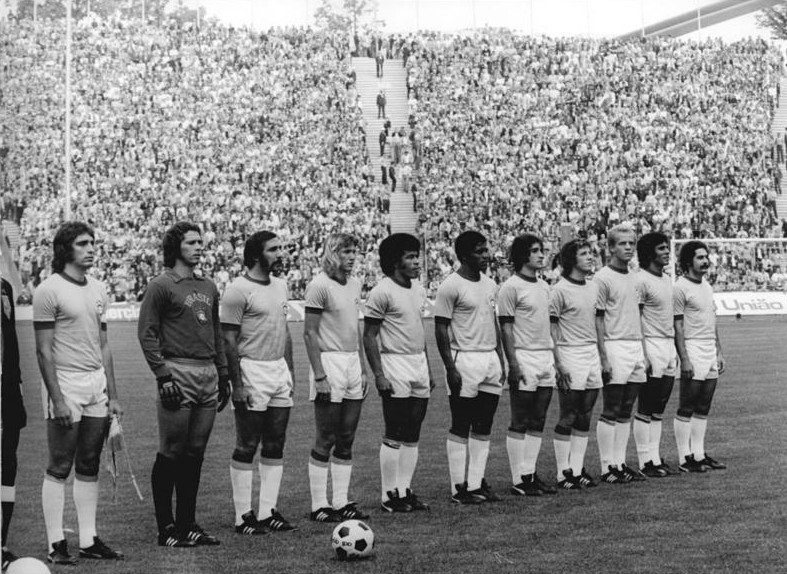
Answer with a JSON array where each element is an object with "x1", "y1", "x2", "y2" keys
[{"x1": 331, "y1": 519, "x2": 375, "y2": 561}]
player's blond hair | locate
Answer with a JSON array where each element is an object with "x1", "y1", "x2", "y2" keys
[
  {"x1": 321, "y1": 233, "x2": 357, "y2": 276},
  {"x1": 607, "y1": 223, "x2": 637, "y2": 247}
]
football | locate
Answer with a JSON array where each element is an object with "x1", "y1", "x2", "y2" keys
[
  {"x1": 331, "y1": 519, "x2": 375, "y2": 561},
  {"x1": 6, "y1": 557, "x2": 51, "y2": 574}
]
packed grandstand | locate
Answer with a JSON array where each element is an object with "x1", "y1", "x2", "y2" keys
[{"x1": 2, "y1": 17, "x2": 787, "y2": 302}]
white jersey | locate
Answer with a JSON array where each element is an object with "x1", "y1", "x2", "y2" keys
[
  {"x1": 497, "y1": 274, "x2": 553, "y2": 351},
  {"x1": 434, "y1": 272, "x2": 498, "y2": 352},
  {"x1": 364, "y1": 277, "x2": 427, "y2": 355},
  {"x1": 304, "y1": 272, "x2": 362, "y2": 352},
  {"x1": 635, "y1": 269, "x2": 674, "y2": 339},
  {"x1": 673, "y1": 276, "x2": 716, "y2": 340},
  {"x1": 33, "y1": 273, "x2": 108, "y2": 372},
  {"x1": 594, "y1": 266, "x2": 642, "y2": 341}
]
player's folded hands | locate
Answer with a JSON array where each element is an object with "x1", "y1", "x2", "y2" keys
[
  {"x1": 374, "y1": 372, "x2": 392, "y2": 397},
  {"x1": 52, "y1": 400, "x2": 73, "y2": 428},
  {"x1": 157, "y1": 375, "x2": 183, "y2": 411}
]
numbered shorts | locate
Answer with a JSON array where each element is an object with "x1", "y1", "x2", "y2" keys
[
  {"x1": 240, "y1": 357, "x2": 293, "y2": 411},
  {"x1": 449, "y1": 350, "x2": 503, "y2": 398},
  {"x1": 381, "y1": 352, "x2": 430, "y2": 399},
  {"x1": 166, "y1": 358, "x2": 218, "y2": 409},
  {"x1": 513, "y1": 349, "x2": 556, "y2": 391},
  {"x1": 556, "y1": 345, "x2": 603, "y2": 391},
  {"x1": 42, "y1": 367, "x2": 108, "y2": 422},
  {"x1": 603, "y1": 340, "x2": 647, "y2": 385},
  {"x1": 309, "y1": 351, "x2": 363, "y2": 403},
  {"x1": 644, "y1": 337, "x2": 677, "y2": 378},
  {"x1": 683, "y1": 339, "x2": 719, "y2": 381}
]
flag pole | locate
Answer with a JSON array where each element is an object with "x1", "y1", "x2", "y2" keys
[{"x1": 65, "y1": 0, "x2": 72, "y2": 221}]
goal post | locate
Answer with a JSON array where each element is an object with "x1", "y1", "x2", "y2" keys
[{"x1": 670, "y1": 237, "x2": 787, "y2": 317}]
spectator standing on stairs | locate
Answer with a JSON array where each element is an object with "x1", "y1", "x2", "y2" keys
[
  {"x1": 389, "y1": 164, "x2": 398, "y2": 193},
  {"x1": 380, "y1": 129, "x2": 388, "y2": 157},
  {"x1": 377, "y1": 90, "x2": 387, "y2": 120},
  {"x1": 376, "y1": 51, "x2": 385, "y2": 78}
]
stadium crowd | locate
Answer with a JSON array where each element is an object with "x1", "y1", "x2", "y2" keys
[
  {"x1": 3, "y1": 17, "x2": 388, "y2": 301},
  {"x1": 406, "y1": 32, "x2": 785, "y2": 289},
  {"x1": 3, "y1": 19, "x2": 787, "y2": 301}
]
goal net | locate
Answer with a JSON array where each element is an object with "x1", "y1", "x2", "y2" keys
[{"x1": 670, "y1": 237, "x2": 787, "y2": 317}]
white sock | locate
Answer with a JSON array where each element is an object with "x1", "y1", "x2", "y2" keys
[
  {"x1": 330, "y1": 460, "x2": 352, "y2": 509},
  {"x1": 230, "y1": 461, "x2": 253, "y2": 525},
  {"x1": 553, "y1": 434, "x2": 571, "y2": 482},
  {"x1": 506, "y1": 432, "x2": 525, "y2": 484},
  {"x1": 1, "y1": 485, "x2": 15, "y2": 503},
  {"x1": 690, "y1": 416, "x2": 708, "y2": 460},
  {"x1": 380, "y1": 442, "x2": 400, "y2": 501},
  {"x1": 597, "y1": 419, "x2": 616, "y2": 473},
  {"x1": 674, "y1": 416, "x2": 692, "y2": 464},
  {"x1": 258, "y1": 458, "x2": 284, "y2": 520},
  {"x1": 650, "y1": 416, "x2": 663, "y2": 466},
  {"x1": 569, "y1": 433, "x2": 589, "y2": 477},
  {"x1": 522, "y1": 432, "x2": 543, "y2": 476},
  {"x1": 633, "y1": 416, "x2": 651, "y2": 468},
  {"x1": 74, "y1": 477, "x2": 99, "y2": 549},
  {"x1": 446, "y1": 435, "x2": 467, "y2": 494},
  {"x1": 398, "y1": 443, "x2": 419, "y2": 493},
  {"x1": 42, "y1": 476, "x2": 66, "y2": 548},
  {"x1": 614, "y1": 418, "x2": 632, "y2": 467},
  {"x1": 466, "y1": 435, "x2": 490, "y2": 492},
  {"x1": 308, "y1": 457, "x2": 330, "y2": 512}
]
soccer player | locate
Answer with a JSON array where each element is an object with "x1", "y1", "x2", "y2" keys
[
  {"x1": 673, "y1": 241, "x2": 727, "y2": 472},
  {"x1": 549, "y1": 239, "x2": 602, "y2": 490},
  {"x1": 2, "y1": 278, "x2": 26, "y2": 569},
  {"x1": 633, "y1": 232, "x2": 678, "y2": 477},
  {"x1": 304, "y1": 233, "x2": 370, "y2": 523},
  {"x1": 221, "y1": 231, "x2": 297, "y2": 534},
  {"x1": 33, "y1": 222, "x2": 124, "y2": 564},
  {"x1": 498, "y1": 234, "x2": 557, "y2": 496},
  {"x1": 138, "y1": 221, "x2": 230, "y2": 548},
  {"x1": 363, "y1": 233, "x2": 433, "y2": 513},
  {"x1": 594, "y1": 224, "x2": 647, "y2": 484},
  {"x1": 434, "y1": 230, "x2": 505, "y2": 504}
]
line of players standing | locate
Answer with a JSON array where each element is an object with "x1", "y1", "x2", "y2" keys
[{"x1": 0, "y1": 220, "x2": 726, "y2": 568}]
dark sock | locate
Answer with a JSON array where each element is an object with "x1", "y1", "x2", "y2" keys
[
  {"x1": 151, "y1": 454, "x2": 177, "y2": 533},
  {"x1": 1, "y1": 501, "x2": 13, "y2": 545},
  {"x1": 175, "y1": 455, "x2": 203, "y2": 530}
]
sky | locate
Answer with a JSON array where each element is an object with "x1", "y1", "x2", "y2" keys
[{"x1": 191, "y1": 0, "x2": 769, "y2": 41}]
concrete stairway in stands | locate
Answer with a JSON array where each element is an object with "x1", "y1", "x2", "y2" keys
[
  {"x1": 351, "y1": 56, "x2": 417, "y2": 234},
  {"x1": 771, "y1": 77, "x2": 787, "y2": 221}
]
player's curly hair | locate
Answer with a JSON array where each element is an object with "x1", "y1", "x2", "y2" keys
[
  {"x1": 163, "y1": 221, "x2": 201, "y2": 268},
  {"x1": 559, "y1": 239, "x2": 591, "y2": 278},
  {"x1": 244, "y1": 230, "x2": 278, "y2": 269},
  {"x1": 321, "y1": 233, "x2": 357, "y2": 276},
  {"x1": 509, "y1": 234, "x2": 543, "y2": 271},
  {"x1": 637, "y1": 232, "x2": 670, "y2": 269},
  {"x1": 379, "y1": 233, "x2": 421, "y2": 277},
  {"x1": 678, "y1": 240, "x2": 709, "y2": 274},
  {"x1": 52, "y1": 221, "x2": 95, "y2": 273},
  {"x1": 454, "y1": 230, "x2": 487, "y2": 263}
]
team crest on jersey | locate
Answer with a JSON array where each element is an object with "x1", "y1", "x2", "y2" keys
[
  {"x1": 488, "y1": 295, "x2": 496, "y2": 308},
  {"x1": 282, "y1": 302, "x2": 290, "y2": 318},
  {"x1": 96, "y1": 300, "x2": 105, "y2": 317},
  {"x1": 184, "y1": 292, "x2": 212, "y2": 326}
]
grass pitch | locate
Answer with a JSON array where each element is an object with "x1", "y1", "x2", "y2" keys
[{"x1": 9, "y1": 318, "x2": 787, "y2": 573}]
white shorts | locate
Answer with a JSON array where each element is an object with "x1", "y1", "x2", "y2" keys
[
  {"x1": 513, "y1": 349, "x2": 556, "y2": 391},
  {"x1": 240, "y1": 357, "x2": 293, "y2": 411},
  {"x1": 604, "y1": 340, "x2": 647, "y2": 385},
  {"x1": 684, "y1": 339, "x2": 718, "y2": 381},
  {"x1": 42, "y1": 368, "x2": 108, "y2": 422},
  {"x1": 449, "y1": 350, "x2": 503, "y2": 398},
  {"x1": 309, "y1": 351, "x2": 363, "y2": 403},
  {"x1": 556, "y1": 345, "x2": 603, "y2": 391},
  {"x1": 381, "y1": 353, "x2": 430, "y2": 399},
  {"x1": 644, "y1": 338, "x2": 677, "y2": 378}
]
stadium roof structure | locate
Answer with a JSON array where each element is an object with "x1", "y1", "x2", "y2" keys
[{"x1": 617, "y1": 0, "x2": 782, "y2": 40}]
